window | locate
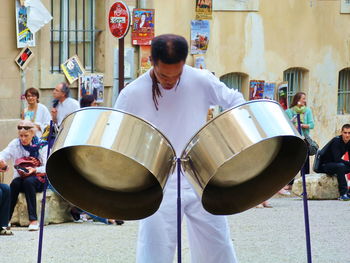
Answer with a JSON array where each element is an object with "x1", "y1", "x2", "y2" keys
[
  {"x1": 338, "y1": 68, "x2": 350, "y2": 114},
  {"x1": 220, "y1": 73, "x2": 244, "y2": 92},
  {"x1": 50, "y1": 0, "x2": 98, "y2": 73},
  {"x1": 283, "y1": 68, "x2": 304, "y2": 105}
]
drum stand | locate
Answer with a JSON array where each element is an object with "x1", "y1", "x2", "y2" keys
[
  {"x1": 37, "y1": 121, "x2": 55, "y2": 263},
  {"x1": 176, "y1": 158, "x2": 182, "y2": 263},
  {"x1": 297, "y1": 114, "x2": 313, "y2": 263}
]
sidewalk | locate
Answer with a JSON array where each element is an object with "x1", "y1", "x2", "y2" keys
[{"x1": 0, "y1": 196, "x2": 349, "y2": 263}]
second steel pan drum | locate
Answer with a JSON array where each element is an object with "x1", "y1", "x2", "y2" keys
[
  {"x1": 46, "y1": 108, "x2": 175, "y2": 220},
  {"x1": 181, "y1": 100, "x2": 308, "y2": 215}
]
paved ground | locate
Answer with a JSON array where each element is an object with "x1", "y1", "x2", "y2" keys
[{"x1": 1, "y1": 195, "x2": 349, "y2": 263}]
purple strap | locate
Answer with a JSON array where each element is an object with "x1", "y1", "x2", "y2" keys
[
  {"x1": 297, "y1": 114, "x2": 313, "y2": 263},
  {"x1": 37, "y1": 121, "x2": 54, "y2": 263},
  {"x1": 177, "y1": 158, "x2": 182, "y2": 263}
]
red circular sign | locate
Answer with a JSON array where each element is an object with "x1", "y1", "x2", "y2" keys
[{"x1": 108, "y1": 1, "x2": 130, "y2": 39}]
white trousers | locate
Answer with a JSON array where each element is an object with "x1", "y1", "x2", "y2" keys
[{"x1": 136, "y1": 175, "x2": 238, "y2": 263}]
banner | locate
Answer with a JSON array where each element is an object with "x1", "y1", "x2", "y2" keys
[
  {"x1": 132, "y1": 9, "x2": 155, "y2": 45},
  {"x1": 191, "y1": 20, "x2": 210, "y2": 55}
]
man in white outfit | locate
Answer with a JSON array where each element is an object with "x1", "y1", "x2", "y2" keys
[{"x1": 114, "y1": 34, "x2": 245, "y2": 263}]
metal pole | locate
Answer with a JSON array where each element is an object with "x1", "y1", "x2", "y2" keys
[
  {"x1": 118, "y1": 38, "x2": 125, "y2": 93},
  {"x1": 176, "y1": 158, "x2": 182, "y2": 263},
  {"x1": 297, "y1": 114, "x2": 313, "y2": 263},
  {"x1": 20, "y1": 69, "x2": 26, "y2": 117},
  {"x1": 37, "y1": 121, "x2": 55, "y2": 263}
]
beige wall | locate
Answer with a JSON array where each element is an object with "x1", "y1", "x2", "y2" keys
[
  {"x1": 154, "y1": 0, "x2": 350, "y2": 146},
  {"x1": 1, "y1": 0, "x2": 350, "y2": 177}
]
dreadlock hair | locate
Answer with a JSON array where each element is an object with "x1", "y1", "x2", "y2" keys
[{"x1": 150, "y1": 34, "x2": 188, "y2": 110}]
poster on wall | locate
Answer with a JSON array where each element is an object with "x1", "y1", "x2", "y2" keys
[
  {"x1": 213, "y1": 0, "x2": 259, "y2": 11},
  {"x1": 249, "y1": 80, "x2": 264, "y2": 100},
  {"x1": 263, "y1": 82, "x2": 276, "y2": 100},
  {"x1": 139, "y1": 45, "x2": 152, "y2": 75},
  {"x1": 15, "y1": 47, "x2": 34, "y2": 70},
  {"x1": 79, "y1": 73, "x2": 104, "y2": 103},
  {"x1": 195, "y1": 0, "x2": 212, "y2": 20},
  {"x1": 277, "y1": 82, "x2": 288, "y2": 110},
  {"x1": 16, "y1": 0, "x2": 35, "y2": 48},
  {"x1": 191, "y1": 20, "x2": 210, "y2": 55},
  {"x1": 61, "y1": 55, "x2": 85, "y2": 84},
  {"x1": 132, "y1": 9, "x2": 155, "y2": 46},
  {"x1": 340, "y1": 0, "x2": 350, "y2": 13},
  {"x1": 193, "y1": 54, "x2": 206, "y2": 69}
]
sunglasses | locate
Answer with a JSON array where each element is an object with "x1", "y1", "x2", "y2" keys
[{"x1": 17, "y1": 126, "x2": 33, "y2": 130}]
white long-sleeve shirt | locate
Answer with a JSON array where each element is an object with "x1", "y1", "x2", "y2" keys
[
  {"x1": 24, "y1": 103, "x2": 52, "y2": 137},
  {"x1": 114, "y1": 65, "x2": 245, "y2": 186},
  {"x1": 56, "y1": 97, "x2": 80, "y2": 126},
  {"x1": 0, "y1": 138, "x2": 47, "y2": 179},
  {"x1": 115, "y1": 65, "x2": 245, "y2": 156}
]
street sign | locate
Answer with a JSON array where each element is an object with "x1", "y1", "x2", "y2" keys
[{"x1": 108, "y1": 1, "x2": 130, "y2": 39}]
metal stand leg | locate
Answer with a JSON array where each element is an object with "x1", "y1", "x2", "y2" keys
[
  {"x1": 177, "y1": 158, "x2": 182, "y2": 263},
  {"x1": 37, "y1": 121, "x2": 54, "y2": 263},
  {"x1": 297, "y1": 114, "x2": 313, "y2": 263}
]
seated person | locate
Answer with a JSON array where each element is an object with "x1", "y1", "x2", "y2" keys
[
  {"x1": 0, "y1": 120, "x2": 48, "y2": 230},
  {"x1": 0, "y1": 182, "x2": 12, "y2": 235},
  {"x1": 319, "y1": 123, "x2": 350, "y2": 201}
]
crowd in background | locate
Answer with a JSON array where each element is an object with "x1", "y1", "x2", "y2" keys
[
  {"x1": 0, "y1": 84, "x2": 123, "y2": 235},
  {"x1": 1, "y1": 81, "x2": 349, "y2": 236}
]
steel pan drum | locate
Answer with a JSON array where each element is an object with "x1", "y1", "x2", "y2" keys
[
  {"x1": 181, "y1": 100, "x2": 307, "y2": 215},
  {"x1": 46, "y1": 108, "x2": 175, "y2": 220}
]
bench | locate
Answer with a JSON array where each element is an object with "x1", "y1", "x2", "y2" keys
[
  {"x1": 292, "y1": 173, "x2": 339, "y2": 200},
  {"x1": 10, "y1": 189, "x2": 73, "y2": 226}
]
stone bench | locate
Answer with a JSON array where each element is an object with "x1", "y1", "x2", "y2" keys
[
  {"x1": 11, "y1": 189, "x2": 73, "y2": 226},
  {"x1": 292, "y1": 173, "x2": 339, "y2": 200}
]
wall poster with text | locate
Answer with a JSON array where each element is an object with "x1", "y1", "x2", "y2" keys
[
  {"x1": 16, "y1": 0, "x2": 35, "y2": 48},
  {"x1": 277, "y1": 82, "x2": 289, "y2": 110},
  {"x1": 139, "y1": 45, "x2": 152, "y2": 75},
  {"x1": 195, "y1": 0, "x2": 212, "y2": 20},
  {"x1": 132, "y1": 9, "x2": 155, "y2": 46},
  {"x1": 249, "y1": 80, "x2": 264, "y2": 100},
  {"x1": 193, "y1": 54, "x2": 206, "y2": 69},
  {"x1": 79, "y1": 73, "x2": 104, "y2": 103},
  {"x1": 61, "y1": 55, "x2": 85, "y2": 84},
  {"x1": 191, "y1": 20, "x2": 210, "y2": 55},
  {"x1": 263, "y1": 82, "x2": 276, "y2": 100}
]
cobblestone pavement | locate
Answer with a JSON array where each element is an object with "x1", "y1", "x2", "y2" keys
[{"x1": 1, "y1": 196, "x2": 349, "y2": 263}]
